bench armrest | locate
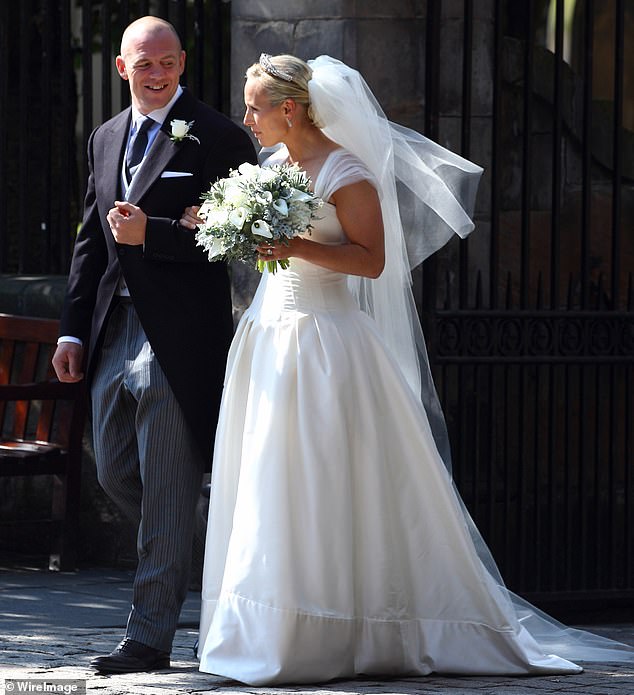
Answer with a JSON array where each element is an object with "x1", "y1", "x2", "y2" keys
[{"x1": 0, "y1": 380, "x2": 85, "y2": 401}]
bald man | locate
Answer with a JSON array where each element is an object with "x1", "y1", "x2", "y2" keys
[{"x1": 53, "y1": 16, "x2": 256, "y2": 673}]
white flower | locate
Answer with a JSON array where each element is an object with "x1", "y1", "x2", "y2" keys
[
  {"x1": 225, "y1": 186, "x2": 249, "y2": 208},
  {"x1": 229, "y1": 207, "x2": 248, "y2": 230},
  {"x1": 272, "y1": 198, "x2": 288, "y2": 216},
  {"x1": 288, "y1": 187, "x2": 314, "y2": 202},
  {"x1": 205, "y1": 209, "x2": 229, "y2": 226},
  {"x1": 252, "y1": 220, "x2": 272, "y2": 237},
  {"x1": 206, "y1": 238, "x2": 225, "y2": 259},
  {"x1": 225, "y1": 183, "x2": 248, "y2": 206},
  {"x1": 238, "y1": 162, "x2": 261, "y2": 179},
  {"x1": 197, "y1": 201, "x2": 214, "y2": 221},
  {"x1": 170, "y1": 119, "x2": 200, "y2": 144},
  {"x1": 256, "y1": 191, "x2": 273, "y2": 204},
  {"x1": 259, "y1": 168, "x2": 278, "y2": 183},
  {"x1": 171, "y1": 119, "x2": 189, "y2": 138},
  {"x1": 194, "y1": 161, "x2": 322, "y2": 274}
]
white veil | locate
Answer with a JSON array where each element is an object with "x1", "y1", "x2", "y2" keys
[
  {"x1": 306, "y1": 55, "x2": 634, "y2": 664},
  {"x1": 308, "y1": 55, "x2": 483, "y2": 470}
]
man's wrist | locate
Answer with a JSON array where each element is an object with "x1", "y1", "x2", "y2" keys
[{"x1": 57, "y1": 336, "x2": 83, "y2": 346}]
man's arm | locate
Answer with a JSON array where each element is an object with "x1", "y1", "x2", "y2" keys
[
  {"x1": 139, "y1": 122, "x2": 257, "y2": 263},
  {"x1": 54, "y1": 128, "x2": 108, "y2": 381},
  {"x1": 60, "y1": 128, "x2": 110, "y2": 340}
]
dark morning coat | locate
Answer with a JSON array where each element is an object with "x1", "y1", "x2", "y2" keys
[{"x1": 60, "y1": 88, "x2": 258, "y2": 462}]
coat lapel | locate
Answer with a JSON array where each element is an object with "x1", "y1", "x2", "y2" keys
[
  {"x1": 125, "y1": 129, "x2": 179, "y2": 203},
  {"x1": 125, "y1": 90, "x2": 197, "y2": 205},
  {"x1": 100, "y1": 109, "x2": 131, "y2": 211}
]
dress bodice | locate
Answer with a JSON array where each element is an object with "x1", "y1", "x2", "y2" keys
[
  {"x1": 250, "y1": 148, "x2": 374, "y2": 319},
  {"x1": 255, "y1": 203, "x2": 356, "y2": 318}
]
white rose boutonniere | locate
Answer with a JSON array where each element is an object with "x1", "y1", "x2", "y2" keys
[{"x1": 169, "y1": 119, "x2": 200, "y2": 144}]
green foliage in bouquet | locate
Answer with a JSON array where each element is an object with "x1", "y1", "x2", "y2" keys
[{"x1": 195, "y1": 161, "x2": 323, "y2": 274}]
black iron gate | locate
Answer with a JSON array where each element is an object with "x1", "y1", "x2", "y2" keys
[
  {"x1": 0, "y1": 0, "x2": 230, "y2": 276},
  {"x1": 423, "y1": 0, "x2": 633, "y2": 611},
  {"x1": 1, "y1": 0, "x2": 632, "y2": 606}
]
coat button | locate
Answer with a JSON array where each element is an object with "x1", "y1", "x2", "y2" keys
[{"x1": 118, "y1": 248, "x2": 126, "y2": 257}]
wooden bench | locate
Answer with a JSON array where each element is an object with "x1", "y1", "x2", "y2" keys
[{"x1": 0, "y1": 313, "x2": 88, "y2": 571}]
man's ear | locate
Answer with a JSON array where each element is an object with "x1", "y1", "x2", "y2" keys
[{"x1": 115, "y1": 56, "x2": 128, "y2": 80}]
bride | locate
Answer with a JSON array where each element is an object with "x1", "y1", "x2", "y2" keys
[{"x1": 180, "y1": 53, "x2": 634, "y2": 686}]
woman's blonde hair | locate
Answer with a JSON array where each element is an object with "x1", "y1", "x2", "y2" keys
[{"x1": 246, "y1": 54, "x2": 322, "y2": 126}]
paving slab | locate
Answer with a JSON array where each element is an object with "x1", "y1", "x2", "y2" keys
[
  {"x1": 1, "y1": 565, "x2": 633, "y2": 695},
  {"x1": 0, "y1": 567, "x2": 199, "y2": 633}
]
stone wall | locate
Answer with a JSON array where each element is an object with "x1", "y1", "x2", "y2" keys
[
  {"x1": 230, "y1": 1, "x2": 427, "y2": 126},
  {"x1": 229, "y1": 1, "x2": 437, "y2": 312},
  {"x1": 227, "y1": 2, "x2": 503, "y2": 312}
]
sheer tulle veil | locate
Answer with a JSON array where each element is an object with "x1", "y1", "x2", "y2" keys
[
  {"x1": 308, "y1": 54, "x2": 483, "y2": 470},
  {"x1": 305, "y1": 54, "x2": 634, "y2": 663}
]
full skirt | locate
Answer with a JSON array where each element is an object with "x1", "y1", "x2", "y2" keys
[{"x1": 198, "y1": 291, "x2": 581, "y2": 685}]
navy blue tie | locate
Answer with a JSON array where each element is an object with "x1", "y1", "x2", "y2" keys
[{"x1": 125, "y1": 117, "x2": 154, "y2": 180}]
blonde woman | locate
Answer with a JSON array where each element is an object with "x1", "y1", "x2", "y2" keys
[{"x1": 181, "y1": 54, "x2": 634, "y2": 686}]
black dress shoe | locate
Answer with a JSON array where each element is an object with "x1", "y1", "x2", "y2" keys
[{"x1": 91, "y1": 638, "x2": 170, "y2": 674}]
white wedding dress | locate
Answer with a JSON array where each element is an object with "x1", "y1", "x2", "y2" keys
[{"x1": 197, "y1": 149, "x2": 626, "y2": 686}]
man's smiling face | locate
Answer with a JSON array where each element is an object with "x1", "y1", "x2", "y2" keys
[{"x1": 116, "y1": 22, "x2": 185, "y2": 114}]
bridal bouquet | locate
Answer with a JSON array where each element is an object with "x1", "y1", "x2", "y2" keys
[{"x1": 195, "y1": 161, "x2": 322, "y2": 273}]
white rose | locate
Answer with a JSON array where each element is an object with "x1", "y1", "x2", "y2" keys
[
  {"x1": 259, "y1": 168, "x2": 277, "y2": 182},
  {"x1": 170, "y1": 119, "x2": 189, "y2": 138},
  {"x1": 225, "y1": 183, "x2": 248, "y2": 206},
  {"x1": 238, "y1": 162, "x2": 261, "y2": 179},
  {"x1": 207, "y1": 209, "x2": 229, "y2": 226}
]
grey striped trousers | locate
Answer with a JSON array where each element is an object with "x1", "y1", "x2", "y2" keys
[{"x1": 91, "y1": 300, "x2": 206, "y2": 652}]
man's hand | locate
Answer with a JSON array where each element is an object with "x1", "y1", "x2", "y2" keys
[
  {"x1": 52, "y1": 342, "x2": 85, "y2": 383},
  {"x1": 107, "y1": 201, "x2": 147, "y2": 245}
]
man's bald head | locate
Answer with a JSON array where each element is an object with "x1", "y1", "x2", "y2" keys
[
  {"x1": 120, "y1": 16, "x2": 182, "y2": 58},
  {"x1": 116, "y1": 15, "x2": 186, "y2": 114}
]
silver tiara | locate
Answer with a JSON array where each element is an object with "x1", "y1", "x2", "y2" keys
[{"x1": 258, "y1": 53, "x2": 294, "y2": 82}]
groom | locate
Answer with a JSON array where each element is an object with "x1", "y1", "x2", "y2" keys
[{"x1": 52, "y1": 16, "x2": 256, "y2": 673}]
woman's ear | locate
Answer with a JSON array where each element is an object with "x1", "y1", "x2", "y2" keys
[{"x1": 282, "y1": 99, "x2": 296, "y2": 119}]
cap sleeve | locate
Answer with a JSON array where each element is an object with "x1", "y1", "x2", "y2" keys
[{"x1": 314, "y1": 149, "x2": 377, "y2": 201}]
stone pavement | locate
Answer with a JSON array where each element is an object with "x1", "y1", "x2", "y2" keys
[{"x1": 1, "y1": 563, "x2": 633, "y2": 695}]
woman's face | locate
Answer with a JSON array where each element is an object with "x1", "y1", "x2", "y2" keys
[{"x1": 243, "y1": 77, "x2": 288, "y2": 147}]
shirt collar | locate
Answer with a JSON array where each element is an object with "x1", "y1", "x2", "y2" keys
[{"x1": 130, "y1": 84, "x2": 184, "y2": 129}]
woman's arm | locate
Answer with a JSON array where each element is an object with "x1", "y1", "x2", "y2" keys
[
  {"x1": 179, "y1": 178, "x2": 385, "y2": 279},
  {"x1": 265, "y1": 179, "x2": 385, "y2": 278}
]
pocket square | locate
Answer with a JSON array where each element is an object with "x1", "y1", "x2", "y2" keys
[{"x1": 161, "y1": 171, "x2": 194, "y2": 178}]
